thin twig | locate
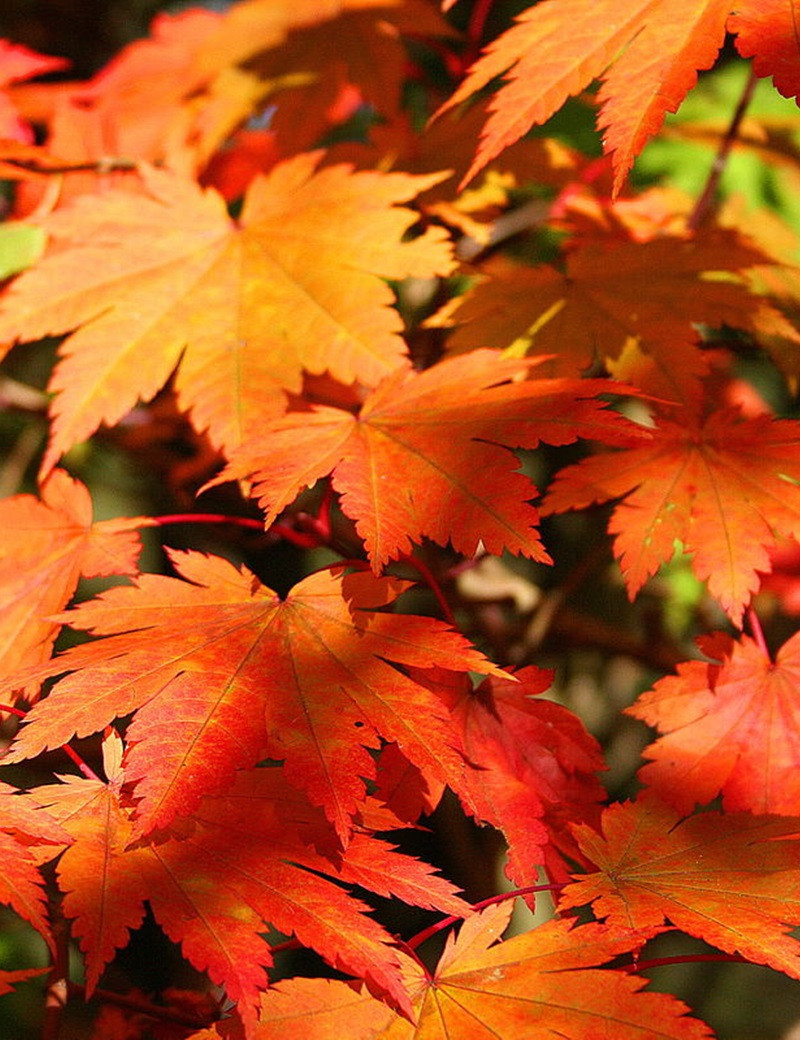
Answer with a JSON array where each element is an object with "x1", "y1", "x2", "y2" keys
[
  {"x1": 0, "y1": 703, "x2": 100, "y2": 782},
  {"x1": 401, "y1": 554, "x2": 456, "y2": 626},
  {"x1": 626, "y1": 952, "x2": 747, "y2": 973},
  {"x1": 688, "y1": 67, "x2": 759, "y2": 231},
  {"x1": 66, "y1": 981, "x2": 219, "y2": 1031},
  {"x1": 747, "y1": 607, "x2": 770, "y2": 659},
  {"x1": 42, "y1": 907, "x2": 69, "y2": 1040},
  {"x1": 404, "y1": 882, "x2": 564, "y2": 952}
]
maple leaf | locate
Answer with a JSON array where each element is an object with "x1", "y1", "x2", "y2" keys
[
  {"x1": 627, "y1": 631, "x2": 800, "y2": 815},
  {"x1": 438, "y1": 0, "x2": 732, "y2": 192},
  {"x1": 0, "y1": 156, "x2": 453, "y2": 476},
  {"x1": 540, "y1": 401, "x2": 800, "y2": 626},
  {"x1": 219, "y1": 349, "x2": 646, "y2": 571},
  {"x1": 409, "y1": 666, "x2": 606, "y2": 887},
  {"x1": 444, "y1": 225, "x2": 769, "y2": 403},
  {"x1": 729, "y1": 0, "x2": 800, "y2": 103},
  {"x1": 0, "y1": 469, "x2": 146, "y2": 690},
  {"x1": 0, "y1": 968, "x2": 48, "y2": 998},
  {"x1": 1, "y1": 551, "x2": 503, "y2": 843},
  {"x1": 244, "y1": 0, "x2": 452, "y2": 158},
  {"x1": 45, "y1": 1, "x2": 449, "y2": 180},
  {"x1": 245, "y1": 903, "x2": 712, "y2": 1039},
  {"x1": 0, "y1": 40, "x2": 68, "y2": 143},
  {"x1": 560, "y1": 795, "x2": 800, "y2": 979},
  {"x1": 0, "y1": 781, "x2": 72, "y2": 954},
  {"x1": 27, "y1": 765, "x2": 465, "y2": 1031}
]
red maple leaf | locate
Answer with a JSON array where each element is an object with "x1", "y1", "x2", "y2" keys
[
  {"x1": 628, "y1": 631, "x2": 800, "y2": 815},
  {"x1": 26, "y1": 765, "x2": 467, "y2": 1032},
  {"x1": 540, "y1": 401, "x2": 800, "y2": 626},
  {"x1": 404, "y1": 666, "x2": 606, "y2": 887},
  {"x1": 0, "y1": 469, "x2": 147, "y2": 691},
  {"x1": 2, "y1": 552, "x2": 503, "y2": 843}
]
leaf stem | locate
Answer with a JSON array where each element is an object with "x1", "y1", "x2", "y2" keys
[
  {"x1": 66, "y1": 981, "x2": 218, "y2": 1030},
  {"x1": 688, "y1": 66, "x2": 758, "y2": 231},
  {"x1": 747, "y1": 607, "x2": 770, "y2": 658},
  {"x1": 151, "y1": 512, "x2": 265, "y2": 531},
  {"x1": 463, "y1": 0, "x2": 494, "y2": 66},
  {"x1": 401, "y1": 554, "x2": 456, "y2": 626},
  {"x1": 626, "y1": 952, "x2": 747, "y2": 973},
  {"x1": 0, "y1": 703, "x2": 100, "y2": 782},
  {"x1": 404, "y1": 883, "x2": 564, "y2": 951}
]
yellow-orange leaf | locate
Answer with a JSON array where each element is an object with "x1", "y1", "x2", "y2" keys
[
  {"x1": 561, "y1": 796, "x2": 800, "y2": 980},
  {"x1": 247, "y1": 904, "x2": 712, "y2": 1040},
  {"x1": 445, "y1": 226, "x2": 768, "y2": 403},
  {"x1": 0, "y1": 156, "x2": 453, "y2": 476},
  {"x1": 0, "y1": 470, "x2": 146, "y2": 690}
]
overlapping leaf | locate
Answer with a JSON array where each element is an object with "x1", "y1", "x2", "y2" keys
[
  {"x1": 244, "y1": 903, "x2": 712, "y2": 1039},
  {"x1": 0, "y1": 782, "x2": 71, "y2": 954},
  {"x1": 0, "y1": 39, "x2": 67, "y2": 143},
  {"x1": 0, "y1": 156, "x2": 452, "y2": 476},
  {"x1": 1, "y1": 551, "x2": 502, "y2": 843},
  {"x1": 409, "y1": 666, "x2": 606, "y2": 886},
  {"x1": 439, "y1": 0, "x2": 733, "y2": 191},
  {"x1": 628, "y1": 631, "x2": 800, "y2": 815},
  {"x1": 26, "y1": 766, "x2": 467, "y2": 1032},
  {"x1": 729, "y1": 0, "x2": 800, "y2": 102},
  {"x1": 444, "y1": 225, "x2": 769, "y2": 403},
  {"x1": 560, "y1": 796, "x2": 800, "y2": 978},
  {"x1": 220, "y1": 349, "x2": 646, "y2": 571},
  {"x1": 0, "y1": 470, "x2": 146, "y2": 690},
  {"x1": 541, "y1": 402, "x2": 800, "y2": 626}
]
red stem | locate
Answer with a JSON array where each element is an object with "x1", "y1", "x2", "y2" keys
[
  {"x1": 747, "y1": 608, "x2": 770, "y2": 659},
  {"x1": 151, "y1": 512, "x2": 264, "y2": 531},
  {"x1": 626, "y1": 953, "x2": 747, "y2": 973},
  {"x1": 404, "y1": 883, "x2": 563, "y2": 952},
  {"x1": 401, "y1": 554, "x2": 456, "y2": 626},
  {"x1": 0, "y1": 703, "x2": 100, "y2": 782},
  {"x1": 464, "y1": 0, "x2": 494, "y2": 65}
]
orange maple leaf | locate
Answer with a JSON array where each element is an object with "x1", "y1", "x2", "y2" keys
[
  {"x1": 0, "y1": 782, "x2": 71, "y2": 955},
  {"x1": 0, "y1": 156, "x2": 452, "y2": 477},
  {"x1": 247, "y1": 903, "x2": 712, "y2": 1039},
  {"x1": 0, "y1": 470, "x2": 147, "y2": 690},
  {"x1": 540, "y1": 402, "x2": 800, "y2": 626},
  {"x1": 444, "y1": 224, "x2": 769, "y2": 403},
  {"x1": 627, "y1": 631, "x2": 800, "y2": 815},
  {"x1": 27, "y1": 766, "x2": 465, "y2": 1032},
  {"x1": 561, "y1": 796, "x2": 800, "y2": 980},
  {"x1": 2, "y1": 552, "x2": 502, "y2": 843},
  {"x1": 220, "y1": 349, "x2": 646, "y2": 571},
  {"x1": 440, "y1": 0, "x2": 748, "y2": 193}
]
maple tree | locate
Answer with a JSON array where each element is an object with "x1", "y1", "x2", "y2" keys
[{"x1": 2, "y1": 0, "x2": 800, "y2": 1037}]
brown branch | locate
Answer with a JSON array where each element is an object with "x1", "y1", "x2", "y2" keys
[
  {"x1": 688, "y1": 67, "x2": 759, "y2": 231},
  {"x1": 67, "y1": 981, "x2": 219, "y2": 1031},
  {"x1": 42, "y1": 908, "x2": 69, "y2": 1040}
]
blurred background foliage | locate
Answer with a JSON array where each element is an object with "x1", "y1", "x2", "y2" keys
[{"x1": 1, "y1": 1, "x2": 800, "y2": 1038}]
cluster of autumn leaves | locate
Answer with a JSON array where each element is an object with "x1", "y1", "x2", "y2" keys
[{"x1": 1, "y1": 0, "x2": 800, "y2": 1037}]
